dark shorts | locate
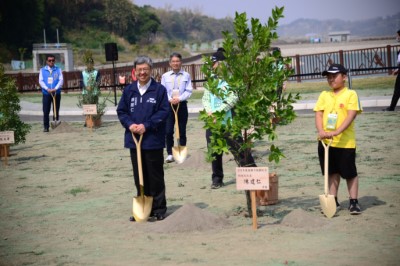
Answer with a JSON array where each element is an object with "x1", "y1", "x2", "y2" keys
[{"x1": 318, "y1": 142, "x2": 358, "y2": 179}]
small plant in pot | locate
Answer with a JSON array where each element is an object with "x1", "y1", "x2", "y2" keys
[
  {"x1": 0, "y1": 63, "x2": 31, "y2": 156},
  {"x1": 77, "y1": 50, "x2": 107, "y2": 127}
]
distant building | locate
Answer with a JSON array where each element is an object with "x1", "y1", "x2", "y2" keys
[
  {"x1": 305, "y1": 33, "x2": 322, "y2": 43},
  {"x1": 32, "y1": 43, "x2": 74, "y2": 72},
  {"x1": 328, "y1": 31, "x2": 351, "y2": 42}
]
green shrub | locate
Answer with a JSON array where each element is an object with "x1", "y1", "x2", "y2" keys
[{"x1": 0, "y1": 64, "x2": 31, "y2": 144}]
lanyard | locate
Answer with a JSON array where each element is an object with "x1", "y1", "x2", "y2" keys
[{"x1": 173, "y1": 73, "x2": 182, "y2": 90}]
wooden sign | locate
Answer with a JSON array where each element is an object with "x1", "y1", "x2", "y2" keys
[
  {"x1": 82, "y1": 104, "x2": 97, "y2": 115},
  {"x1": 236, "y1": 167, "x2": 269, "y2": 190},
  {"x1": 0, "y1": 131, "x2": 15, "y2": 144}
]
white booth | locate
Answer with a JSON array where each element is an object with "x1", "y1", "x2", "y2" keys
[{"x1": 32, "y1": 43, "x2": 74, "y2": 72}]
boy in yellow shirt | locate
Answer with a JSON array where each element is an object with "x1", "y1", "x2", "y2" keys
[{"x1": 314, "y1": 64, "x2": 363, "y2": 214}]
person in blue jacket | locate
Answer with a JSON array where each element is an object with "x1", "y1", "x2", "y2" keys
[
  {"x1": 38, "y1": 54, "x2": 63, "y2": 132},
  {"x1": 117, "y1": 55, "x2": 169, "y2": 221}
]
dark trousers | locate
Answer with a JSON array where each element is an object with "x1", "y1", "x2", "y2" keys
[
  {"x1": 130, "y1": 148, "x2": 166, "y2": 215},
  {"x1": 166, "y1": 101, "x2": 188, "y2": 155},
  {"x1": 42, "y1": 93, "x2": 61, "y2": 129},
  {"x1": 206, "y1": 129, "x2": 257, "y2": 184},
  {"x1": 389, "y1": 73, "x2": 400, "y2": 110}
]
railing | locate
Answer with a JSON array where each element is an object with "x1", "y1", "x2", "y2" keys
[{"x1": 6, "y1": 45, "x2": 399, "y2": 93}]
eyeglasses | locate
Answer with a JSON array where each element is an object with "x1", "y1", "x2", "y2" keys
[
  {"x1": 136, "y1": 68, "x2": 150, "y2": 73},
  {"x1": 47, "y1": 59, "x2": 55, "y2": 62}
]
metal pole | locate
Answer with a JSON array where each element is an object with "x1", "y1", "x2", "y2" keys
[
  {"x1": 43, "y1": 29, "x2": 47, "y2": 47},
  {"x1": 112, "y1": 60, "x2": 117, "y2": 106},
  {"x1": 348, "y1": 68, "x2": 352, "y2": 90}
]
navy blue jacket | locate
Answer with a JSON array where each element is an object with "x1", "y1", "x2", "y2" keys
[{"x1": 117, "y1": 78, "x2": 169, "y2": 150}]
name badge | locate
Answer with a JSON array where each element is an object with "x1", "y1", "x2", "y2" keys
[
  {"x1": 326, "y1": 113, "x2": 338, "y2": 130},
  {"x1": 47, "y1": 77, "x2": 54, "y2": 85},
  {"x1": 172, "y1": 89, "x2": 179, "y2": 99}
]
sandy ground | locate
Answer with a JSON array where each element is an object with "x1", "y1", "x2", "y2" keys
[
  {"x1": 278, "y1": 39, "x2": 397, "y2": 57},
  {"x1": 1, "y1": 110, "x2": 399, "y2": 265}
]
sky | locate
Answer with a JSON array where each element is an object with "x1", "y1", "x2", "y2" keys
[{"x1": 133, "y1": 0, "x2": 399, "y2": 25}]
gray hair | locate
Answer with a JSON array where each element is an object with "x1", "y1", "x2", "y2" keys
[{"x1": 134, "y1": 55, "x2": 153, "y2": 68}]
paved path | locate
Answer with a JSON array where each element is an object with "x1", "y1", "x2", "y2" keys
[
  {"x1": 18, "y1": 96, "x2": 396, "y2": 122},
  {"x1": 19, "y1": 96, "x2": 394, "y2": 115}
]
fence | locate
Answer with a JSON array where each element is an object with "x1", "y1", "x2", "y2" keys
[{"x1": 6, "y1": 45, "x2": 400, "y2": 93}]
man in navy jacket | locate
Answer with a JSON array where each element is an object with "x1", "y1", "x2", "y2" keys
[{"x1": 117, "y1": 56, "x2": 169, "y2": 221}]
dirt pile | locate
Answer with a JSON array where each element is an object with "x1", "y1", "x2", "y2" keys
[
  {"x1": 280, "y1": 208, "x2": 329, "y2": 229},
  {"x1": 148, "y1": 203, "x2": 231, "y2": 233},
  {"x1": 50, "y1": 121, "x2": 80, "y2": 133}
]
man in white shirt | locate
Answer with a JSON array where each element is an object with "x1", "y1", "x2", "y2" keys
[{"x1": 161, "y1": 52, "x2": 193, "y2": 163}]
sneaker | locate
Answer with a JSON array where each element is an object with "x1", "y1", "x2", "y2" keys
[
  {"x1": 348, "y1": 199, "x2": 362, "y2": 215},
  {"x1": 43, "y1": 128, "x2": 49, "y2": 132},
  {"x1": 56, "y1": 120, "x2": 61, "y2": 126},
  {"x1": 211, "y1": 182, "x2": 224, "y2": 189},
  {"x1": 165, "y1": 155, "x2": 174, "y2": 163},
  {"x1": 335, "y1": 198, "x2": 341, "y2": 210}
]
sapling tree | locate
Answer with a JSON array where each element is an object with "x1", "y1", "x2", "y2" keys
[
  {"x1": 0, "y1": 64, "x2": 31, "y2": 145},
  {"x1": 199, "y1": 8, "x2": 300, "y2": 214}
]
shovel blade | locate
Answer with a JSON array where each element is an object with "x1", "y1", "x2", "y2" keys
[
  {"x1": 172, "y1": 146, "x2": 188, "y2": 164},
  {"x1": 132, "y1": 195, "x2": 153, "y2": 222},
  {"x1": 319, "y1": 194, "x2": 337, "y2": 218},
  {"x1": 50, "y1": 121, "x2": 61, "y2": 129}
]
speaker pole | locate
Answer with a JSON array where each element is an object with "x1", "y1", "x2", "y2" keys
[{"x1": 112, "y1": 60, "x2": 117, "y2": 106}]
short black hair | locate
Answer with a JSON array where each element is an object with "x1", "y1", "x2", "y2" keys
[{"x1": 169, "y1": 52, "x2": 182, "y2": 61}]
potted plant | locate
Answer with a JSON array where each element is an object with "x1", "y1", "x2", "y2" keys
[
  {"x1": 0, "y1": 63, "x2": 31, "y2": 156},
  {"x1": 77, "y1": 50, "x2": 107, "y2": 127}
]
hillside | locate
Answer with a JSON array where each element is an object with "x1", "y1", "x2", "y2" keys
[
  {"x1": 277, "y1": 12, "x2": 400, "y2": 40},
  {"x1": 1, "y1": 0, "x2": 398, "y2": 67}
]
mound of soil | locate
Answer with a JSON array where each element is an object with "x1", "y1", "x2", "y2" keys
[
  {"x1": 280, "y1": 209, "x2": 329, "y2": 229},
  {"x1": 50, "y1": 121, "x2": 80, "y2": 133},
  {"x1": 148, "y1": 203, "x2": 231, "y2": 233}
]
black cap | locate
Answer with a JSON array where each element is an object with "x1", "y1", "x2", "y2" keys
[
  {"x1": 211, "y1": 49, "x2": 226, "y2": 63},
  {"x1": 322, "y1": 64, "x2": 348, "y2": 76}
]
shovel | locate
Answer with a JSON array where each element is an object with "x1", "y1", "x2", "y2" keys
[
  {"x1": 319, "y1": 138, "x2": 336, "y2": 218},
  {"x1": 131, "y1": 133, "x2": 153, "y2": 222},
  {"x1": 171, "y1": 103, "x2": 188, "y2": 163},
  {"x1": 50, "y1": 93, "x2": 60, "y2": 129}
]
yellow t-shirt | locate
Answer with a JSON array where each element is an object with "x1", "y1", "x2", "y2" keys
[{"x1": 313, "y1": 87, "x2": 362, "y2": 148}]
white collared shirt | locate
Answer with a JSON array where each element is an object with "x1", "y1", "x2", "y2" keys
[
  {"x1": 138, "y1": 79, "x2": 151, "y2": 95},
  {"x1": 161, "y1": 69, "x2": 193, "y2": 101}
]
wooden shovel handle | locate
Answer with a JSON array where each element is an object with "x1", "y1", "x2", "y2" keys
[
  {"x1": 171, "y1": 103, "x2": 180, "y2": 140},
  {"x1": 132, "y1": 133, "x2": 144, "y2": 187},
  {"x1": 51, "y1": 93, "x2": 57, "y2": 120},
  {"x1": 320, "y1": 138, "x2": 333, "y2": 196}
]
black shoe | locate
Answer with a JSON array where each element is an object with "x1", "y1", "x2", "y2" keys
[
  {"x1": 43, "y1": 128, "x2": 49, "y2": 132},
  {"x1": 154, "y1": 213, "x2": 165, "y2": 221},
  {"x1": 211, "y1": 182, "x2": 224, "y2": 189},
  {"x1": 129, "y1": 216, "x2": 136, "y2": 222},
  {"x1": 348, "y1": 199, "x2": 362, "y2": 215},
  {"x1": 382, "y1": 107, "x2": 394, "y2": 111},
  {"x1": 335, "y1": 197, "x2": 341, "y2": 210}
]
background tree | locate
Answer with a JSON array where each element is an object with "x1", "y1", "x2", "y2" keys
[
  {"x1": 0, "y1": 0, "x2": 45, "y2": 61},
  {"x1": 199, "y1": 8, "x2": 300, "y2": 214}
]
